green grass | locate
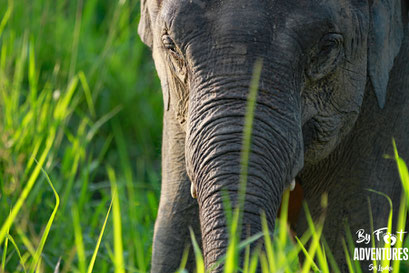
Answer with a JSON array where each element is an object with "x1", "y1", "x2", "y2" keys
[
  {"x1": 1, "y1": 0, "x2": 409, "y2": 272},
  {"x1": 0, "y1": 0, "x2": 161, "y2": 272}
]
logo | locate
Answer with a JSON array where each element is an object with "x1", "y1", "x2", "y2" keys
[
  {"x1": 354, "y1": 228, "x2": 408, "y2": 271},
  {"x1": 356, "y1": 228, "x2": 405, "y2": 247}
]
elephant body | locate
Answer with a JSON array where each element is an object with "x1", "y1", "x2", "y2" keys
[{"x1": 138, "y1": 0, "x2": 409, "y2": 272}]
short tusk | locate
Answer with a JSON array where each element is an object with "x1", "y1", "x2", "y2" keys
[
  {"x1": 191, "y1": 183, "x2": 197, "y2": 199},
  {"x1": 290, "y1": 179, "x2": 296, "y2": 191}
]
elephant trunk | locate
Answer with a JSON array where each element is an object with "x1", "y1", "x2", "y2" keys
[{"x1": 186, "y1": 69, "x2": 304, "y2": 269}]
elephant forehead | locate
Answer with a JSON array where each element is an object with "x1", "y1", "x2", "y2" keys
[{"x1": 162, "y1": 0, "x2": 344, "y2": 43}]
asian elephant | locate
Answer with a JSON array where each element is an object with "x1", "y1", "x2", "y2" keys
[{"x1": 138, "y1": 0, "x2": 409, "y2": 272}]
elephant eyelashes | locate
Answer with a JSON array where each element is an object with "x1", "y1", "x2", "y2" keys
[
  {"x1": 161, "y1": 32, "x2": 188, "y2": 83},
  {"x1": 307, "y1": 33, "x2": 344, "y2": 81},
  {"x1": 162, "y1": 33, "x2": 184, "y2": 60},
  {"x1": 319, "y1": 34, "x2": 343, "y2": 54},
  {"x1": 162, "y1": 34, "x2": 177, "y2": 52}
]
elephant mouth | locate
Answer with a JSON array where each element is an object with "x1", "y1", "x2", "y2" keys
[{"x1": 279, "y1": 176, "x2": 304, "y2": 229}]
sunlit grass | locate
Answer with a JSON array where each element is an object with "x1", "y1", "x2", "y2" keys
[
  {"x1": 0, "y1": 0, "x2": 160, "y2": 272},
  {"x1": 1, "y1": 0, "x2": 409, "y2": 272},
  {"x1": 29, "y1": 165, "x2": 59, "y2": 273},
  {"x1": 72, "y1": 204, "x2": 87, "y2": 273},
  {"x1": 86, "y1": 198, "x2": 113, "y2": 273}
]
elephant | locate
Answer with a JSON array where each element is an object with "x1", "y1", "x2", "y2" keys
[{"x1": 138, "y1": 0, "x2": 409, "y2": 271}]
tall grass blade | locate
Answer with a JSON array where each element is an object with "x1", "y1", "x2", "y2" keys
[
  {"x1": 237, "y1": 59, "x2": 263, "y2": 218},
  {"x1": 261, "y1": 212, "x2": 276, "y2": 272},
  {"x1": 69, "y1": 0, "x2": 83, "y2": 79},
  {"x1": 5, "y1": 234, "x2": 27, "y2": 272},
  {"x1": 16, "y1": 226, "x2": 36, "y2": 257},
  {"x1": 259, "y1": 252, "x2": 269, "y2": 272},
  {"x1": 0, "y1": 0, "x2": 13, "y2": 39},
  {"x1": 87, "y1": 199, "x2": 113, "y2": 273},
  {"x1": 1, "y1": 226, "x2": 9, "y2": 272},
  {"x1": 392, "y1": 141, "x2": 409, "y2": 273},
  {"x1": 86, "y1": 105, "x2": 122, "y2": 141},
  {"x1": 366, "y1": 189, "x2": 393, "y2": 271},
  {"x1": 276, "y1": 190, "x2": 291, "y2": 272},
  {"x1": 393, "y1": 139, "x2": 409, "y2": 197},
  {"x1": 248, "y1": 246, "x2": 260, "y2": 273},
  {"x1": 322, "y1": 237, "x2": 342, "y2": 273},
  {"x1": 28, "y1": 38, "x2": 37, "y2": 105},
  {"x1": 78, "y1": 71, "x2": 96, "y2": 118},
  {"x1": 176, "y1": 246, "x2": 190, "y2": 273},
  {"x1": 243, "y1": 240, "x2": 250, "y2": 273},
  {"x1": 300, "y1": 203, "x2": 324, "y2": 273},
  {"x1": 342, "y1": 239, "x2": 355, "y2": 273},
  {"x1": 224, "y1": 234, "x2": 238, "y2": 273},
  {"x1": 54, "y1": 76, "x2": 79, "y2": 121},
  {"x1": 0, "y1": 130, "x2": 55, "y2": 246},
  {"x1": 112, "y1": 122, "x2": 145, "y2": 270},
  {"x1": 108, "y1": 167, "x2": 125, "y2": 273},
  {"x1": 53, "y1": 257, "x2": 61, "y2": 273},
  {"x1": 344, "y1": 222, "x2": 362, "y2": 273},
  {"x1": 189, "y1": 227, "x2": 204, "y2": 273},
  {"x1": 392, "y1": 190, "x2": 407, "y2": 273},
  {"x1": 278, "y1": 190, "x2": 290, "y2": 247},
  {"x1": 29, "y1": 162, "x2": 60, "y2": 273},
  {"x1": 72, "y1": 205, "x2": 87, "y2": 273},
  {"x1": 295, "y1": 236, "x2": 320, "y2": 273},
  {"x1": 220, "y1": 58, "x2": 262, "y2": 273}
]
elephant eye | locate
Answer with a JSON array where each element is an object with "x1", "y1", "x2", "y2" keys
[
  {"x1": 307, "y1": 33, "x2": 344, "y2": 80},
  {"x1": 318, "y1": 33, "x2": 343, "y2": 55},
  {"x1": 161, "y1": 33, "x2": 183, "y2": 59},
  {"x1": 161, "y1": 32, "x2": 188, "y2": 82},
  {"x1": 162, "y1": 34, "x2": 176, "y2": 51}
]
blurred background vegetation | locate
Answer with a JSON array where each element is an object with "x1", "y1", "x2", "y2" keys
[{"x1": 0, "y1": 0, "x2": 163, "y2": 272}]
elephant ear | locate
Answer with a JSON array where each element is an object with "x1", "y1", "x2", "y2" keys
[
  {"x1": 138, "y1": 0, "x2": 153, "y2": 48},
  {"x1": 368, "y1": 0, "x2": 407, "y2": 108},
  {"x1": 368, "y1": 0, "x2": 408, "y2": 108}
]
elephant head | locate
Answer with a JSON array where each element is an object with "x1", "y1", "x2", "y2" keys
[{"x1": 139, "y1": 0, "x2": 408, "y2": 270}]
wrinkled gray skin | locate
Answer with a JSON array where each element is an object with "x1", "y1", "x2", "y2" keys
[{"x1": 138, "y1": 0, "x2": 409, "y2": 272}]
